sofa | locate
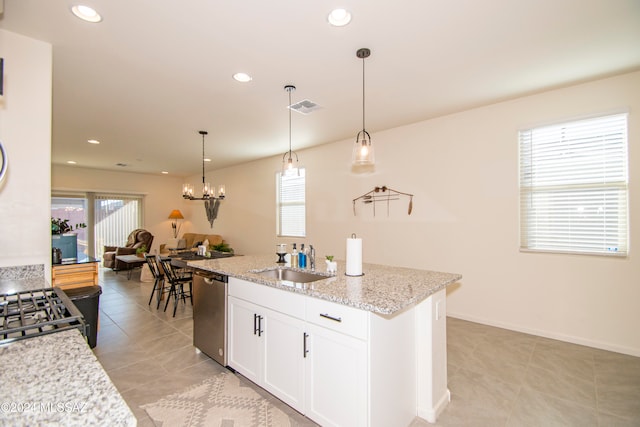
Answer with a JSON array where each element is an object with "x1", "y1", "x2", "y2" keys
[
  {"x1": 160, "y1": 233, "x2": 223, "y2": 255},
  {"x1": 103, "y1": 229, "x2": 154, "y2": 270}
]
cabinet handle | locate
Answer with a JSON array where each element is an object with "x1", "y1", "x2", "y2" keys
[
  {"x1": 303, "y1": 332, "x2": 309, "y2": 358},
  {"x1": 258, "y1": 315, "x2": 264, "y2": 337},
  {"x1": 253, "y1": 313, "x2": 258, "y2": 335},
  {"x1": 320, "y1": 313, "x2": 342, "y2": 323}
]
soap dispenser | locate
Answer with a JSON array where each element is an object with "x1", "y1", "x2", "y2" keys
[
  {"x1": 291, "y1": 243, "x2": 298, "y2": 268},
  {"x1": 299, "y1": 244, "x2": 307, "y2": 268}
]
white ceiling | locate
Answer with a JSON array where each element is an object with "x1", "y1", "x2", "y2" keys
[{"x1": 1, "y1": 0, "x2": 639, "y2": 177}]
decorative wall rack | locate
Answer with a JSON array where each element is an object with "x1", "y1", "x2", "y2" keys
[{"x1": 352, "y1": 186, "x2": 414, "y2": 217}]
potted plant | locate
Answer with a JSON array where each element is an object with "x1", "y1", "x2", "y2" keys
[
  {"x1": 136, "y1": 245, "x2": 148, "y2": 258},
  {"x1": 209, "y1": 241, "x2": 234, "y2": 254},
  {"x1": 51, "y1": 218, "x2": 87, "y2": 260},
  {"x1": 51, "y1": 217, "x2": 87, "y2": 235},
  {"x1": 325, "y1": 255, "x2": 337, "y2": 274}
]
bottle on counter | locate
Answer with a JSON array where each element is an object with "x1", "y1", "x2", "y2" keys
[
  {"x1": 309, "y1": 245, "x2": 316, "y2": 270},
  {"x1": 299, "y1": 243, "x2": 307, "y2": 268},
  {"x1": 291, "y1": 243, "x2": 299, "y2": 268}
]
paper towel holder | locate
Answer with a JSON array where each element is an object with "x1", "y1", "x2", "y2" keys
[{"x1": 345, "y1": 233, "x2": 365, "y2": 277}]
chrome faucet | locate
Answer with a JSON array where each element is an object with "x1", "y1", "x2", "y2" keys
[{"x1": 309, "y1": 245, "x2": 316, "y2": 271}]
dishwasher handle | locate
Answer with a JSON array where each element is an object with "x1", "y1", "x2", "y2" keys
[{"x1": 195, "y1": 271, "x2": 228, "y2": 283}]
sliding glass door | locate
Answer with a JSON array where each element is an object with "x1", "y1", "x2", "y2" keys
[{"x1": 52, "y1": 192, "x2": 144, "y2": 260}]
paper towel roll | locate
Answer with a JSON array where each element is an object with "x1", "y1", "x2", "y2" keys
[{"x1": 346, "y1": 235, "x2": 363, "y2": 276}]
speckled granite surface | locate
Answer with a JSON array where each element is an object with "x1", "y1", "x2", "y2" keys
[
  {"x1": 0, "y1": 274, "x2": 136, "y2": 426},
  {"x1": 0, "y1": 276, "x2": 50, "y2": 295},
  {"x1": 188, "y1": 255, "x2": 462, "y2": 316},
  {"x1": 0, "y1": 264, "x2": 44, "y2": 279},
  {"x1": 0, "y1": 329, "x2": 136, "y2": 426}
]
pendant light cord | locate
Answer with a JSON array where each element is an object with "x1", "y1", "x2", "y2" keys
[
  {"x1": 288, "y1": 87, "x2": 293, "y2": 159},
  {"x1": 201, "y1": 131, "x2": 206, "y2": 186},
  {"x1": 362, "y1": 54, "x2": 366, "y2": 131}
]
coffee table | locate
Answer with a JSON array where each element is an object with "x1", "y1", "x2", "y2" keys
[{"x1": 115, "y1": 254, "x2": 146, "y2": 279}]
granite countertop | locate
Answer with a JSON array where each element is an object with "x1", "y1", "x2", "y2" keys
[
  {"x1": 0, "y1": 275, "x2": 136, "y2": 426},
  {"x1": 0, "y1": 277, "x2": 50, "y2": 295},
  {"x1": 0, "y1": 329, "x2": 135, "y2": 426},
  {"x1": 187, "y1": 255, "x2": 462, "y2": 316}
]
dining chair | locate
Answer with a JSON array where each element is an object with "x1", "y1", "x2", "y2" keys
[
  {"x1": 159, "y1": 258, "x2": 193, "y2": 317},
  {"x1": 145, "y1": 254, "x2": 170, "y2": 309}
]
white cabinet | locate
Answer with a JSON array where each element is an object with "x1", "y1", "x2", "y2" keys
[
  {"x1": 228, "y1": 280, "x2": 306, "y2": 412},
  {"x1": 227, "y1": 296, "x2": 261, "y2": 384},
  {"x1": 262, "y1": 307, "x2": 306, "y2": 410},
  {"x1": 305, "y1": 322, "x2": 367, "y2": 427},
  {"x1": 304, "y1": 296, "x2": 369, "y2": 427},
  {"x1": 228, "y1": 277, "x2": 421, "y2": 427}
]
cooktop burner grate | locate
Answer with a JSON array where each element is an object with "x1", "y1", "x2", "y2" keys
[{"x1": 0, "y1": 288, "x2": 86, "y2": 345}]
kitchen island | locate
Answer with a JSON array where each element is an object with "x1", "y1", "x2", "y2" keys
[
  {"x1": 187, "y1": 255, "x2": 461, "y2": 426},
  {"x1": 0, "y1": 276, "x2": 136, "y2": 427}
]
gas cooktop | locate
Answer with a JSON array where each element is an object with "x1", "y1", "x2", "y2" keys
[{"x1": 0, "y1": 288, "x2": 86, "y2": 345}]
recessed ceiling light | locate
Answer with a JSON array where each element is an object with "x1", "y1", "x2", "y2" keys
[
  {"x1": 204, "y1": 158, "x2": 211, "y2": 162},
  {"x1": 67, "y1": 160, "x2": 77, "y2": 164},
  {"x1": 328, "y1": 8, "x2": 351, "y2": 27},
  {"x1": 233, "y1": 72, "x2": 252, "y2": 83},
  {"x1": 161, "y1": 171, "x2": 169, "y2": 175},
  {"x1": 87, "y1": 139, "x2": 100, "y2": 144},
  {"x1": 71, "y1": 5, "x2": 102, "y2": 23}
]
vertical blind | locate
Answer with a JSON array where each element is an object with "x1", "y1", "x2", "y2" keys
[
  {"x1": 519, "y1": 113, "x2": 628, "y2": 256},
  {"x1": 277, "y1": 168, "x2": 306, "y2": 237},
  {"x1": 94, "y1": 193, "x2": 144, "y2": 258}
]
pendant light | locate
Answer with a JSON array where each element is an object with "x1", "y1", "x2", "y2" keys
[
  {"x1": 352, "y1": 48, "x2": 375, "y2": 166},
  {"x1": 182, "y1": 130, "x2": 226, "y2": 201},
  {"x1": 282, "y1": 84, "x2": 300, "y2": 176}
]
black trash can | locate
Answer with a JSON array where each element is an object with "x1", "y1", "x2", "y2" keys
[{"x1": 63, "y1": 285, "x2": 102, "y2": 348}]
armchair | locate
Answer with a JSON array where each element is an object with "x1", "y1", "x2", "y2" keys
[{"x1": 103, "y1": 229, "x2": 154, "y2": 270}]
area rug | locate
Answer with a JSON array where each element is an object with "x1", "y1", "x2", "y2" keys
[{"x1": 141, "y1": 371, "x2": 292, "y2": 427}]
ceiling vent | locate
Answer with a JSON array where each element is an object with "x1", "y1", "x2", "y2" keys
[
  {"x1": 289, "y1": 99, "x2": 321, "y2": 115},
  {"x1": 115, "y1": 163, "x2": 128, "y2": 167}
]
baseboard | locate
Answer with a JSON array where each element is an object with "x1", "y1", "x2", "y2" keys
[
  {"x1": 417, "y1": 388, "x2": 450, "y2": 423},
  {"x1": 447, "y1": 312, "x2": 640, "y2": 358}
]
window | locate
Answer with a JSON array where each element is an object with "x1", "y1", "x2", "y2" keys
[
  {"x1": 51, "y1": 196, "x2": 89, "y2": 255},
  {"x1": 519, "y1": 113, "x2": 628, "y2": 256},
  {"x1": 94, "y1": 194, "x2": 144, "y2": 258},
  {"x1": 277, "y1": 168, "x2": 306, "y2": 237}
]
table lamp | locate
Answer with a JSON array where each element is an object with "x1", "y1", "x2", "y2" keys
[{"x1": 167, "y1": 210, "x2": 185, "y2": 250}]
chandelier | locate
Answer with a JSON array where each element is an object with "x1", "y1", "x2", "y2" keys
[{"x1": 182, "y1": 130, "x2": 225, "y2": 227}]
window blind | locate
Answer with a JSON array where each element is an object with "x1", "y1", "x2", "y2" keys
[
  {"x1": 277, "y1": 168, "x2": 306, "y2": 237},
  {"x1": 519, "y1": 113, "x2": 628, "y2": 256},
  {"x1": 94, "y1": 193, "x2": 144, "y2": 257}
]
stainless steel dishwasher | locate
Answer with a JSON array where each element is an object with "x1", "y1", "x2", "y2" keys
[{"x1": 193, "y1": 270, "x2": 228, "y2": 366}]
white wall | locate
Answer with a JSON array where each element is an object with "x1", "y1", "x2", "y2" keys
[
  {"x1": 0, "y1": 30, "x2": 52, "y2": 271},
  {"x1": 201, "y1": 71, "x2": 639, "y2": 356},
  {"x1": 52, "y1": 165, "x2": 191, "y2": 252}
]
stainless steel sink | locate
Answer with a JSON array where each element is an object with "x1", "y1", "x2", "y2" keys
[{"x1": 251, "y1": 267, "x2": 328, "y2": 283}]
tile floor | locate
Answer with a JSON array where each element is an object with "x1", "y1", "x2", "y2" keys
[{"x1": 93, "y1": 268, "x2": 640, "y2": 427}]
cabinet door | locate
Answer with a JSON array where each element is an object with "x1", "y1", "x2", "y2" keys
[
  {"x1": 227, "y1": 296, "x2": 262, "y2": 384},
  {"x1": 262, "y1": 308, "x2": 306, "y2": 412},
  {"x1": 305, "y1": 323, "x2": 368, "y2": 427}
]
